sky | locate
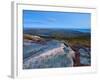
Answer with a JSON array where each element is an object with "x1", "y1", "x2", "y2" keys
[{"x1": 23, "y1": 10, "x2": 91, "y2": 29}]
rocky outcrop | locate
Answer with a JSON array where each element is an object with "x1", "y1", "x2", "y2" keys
[
  {"x1": 71, "y1": 45, "x2": 91, "y2": 66},
  {"x1": 79, "y1": 48, "x2": 91, "y2": 65},
  {"x1": 24, "y1": 34, "x2": 45, "y2": 43},
  {"x1": 23, "y1": 37, "x2": 75, "y2": 69}
]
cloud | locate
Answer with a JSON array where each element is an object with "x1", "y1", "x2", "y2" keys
[
  {"x1": 24, "y1": 20, "x2": 45, "y2": 25},
  {"x1": 31, "y1": 21, "x2": 44, "y2": 24},
  {"x1": 24, "y1": 18, "x2": 57, "y2": 25},
  {"x1": 46, "y1": 18, "x2": 57, "y2": 23}
]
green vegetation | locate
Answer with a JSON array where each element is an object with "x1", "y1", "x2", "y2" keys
[
  {"x1": 49, "y1": 35, "x2": 90, "y2": 48},
  {"x1": 66, "y1": 36, "x2": 90, "y2": 47}
]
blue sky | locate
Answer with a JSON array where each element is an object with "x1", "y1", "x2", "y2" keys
[{"x1": 23, "y1": 10, "x2": 91, "y2": 29}]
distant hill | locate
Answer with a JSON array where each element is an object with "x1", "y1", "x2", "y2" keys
[{"x1": 23, "y1": 28, "x2": 90, "y2": 38}]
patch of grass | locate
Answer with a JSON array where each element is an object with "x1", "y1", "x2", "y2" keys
[
  {"x1": 66, "y1": 36, "x2": 90, "y2": 47},
  {"x1": 51, "y1": 36, "x2": 90, "y2": 48}
]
